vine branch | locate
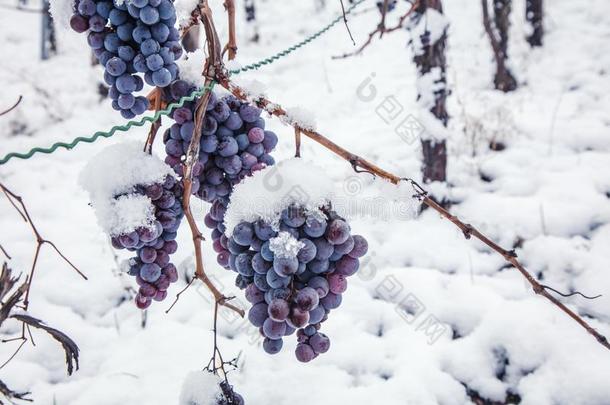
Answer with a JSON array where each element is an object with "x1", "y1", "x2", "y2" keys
[
  {"x1": 217, "y1": 78, "x2": 610, "y2": 351},
  {"x1": 179, "y1": 0, "x2": 244, "y2": 318},
  {"x1": 333, "y1": 0, "x2": 419, "y2": 59},
  {"x1": 222, "y1": 0, "x2": 238, "y2": 60}
]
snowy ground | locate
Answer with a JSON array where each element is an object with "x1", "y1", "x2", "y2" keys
[{"x1": 1, "y1": 0, "x2": 610, "y2": 404}]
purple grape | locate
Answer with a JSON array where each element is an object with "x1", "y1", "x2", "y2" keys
[
  {"x1": 247, "y1": 127, "x2": 265, "y2": 143},
  {"x1": 248, "y1": 302, "x2": 268, "y2": 327},
  {"x1": 140, "y1": 263, "x2": 161, "y2": 283},
  {"x1": 70, "y1": 15, "x2": 89, "y2": 33},
  {"x1": 239, "y1": 104, "x2": 261, "y2": 123},
  {"x1": 139, "y1": 247, "x2": 157, "y2": 263},
  {"x1": 295, "y1": 287, "x2": 319, "y2": 312},
  {"x1": 325, "y1": 219, "x2": 351, "y2": 245},
  {"x1": 328, "y1": 273, "x2": 347, "y2": 294},
  {"x1": 335, "y1": 255, "x2": 359, "y2": 276},
  {"x1": 349, "y1": 235, "x2": 368, "y2": 258},
  {"x1": 245, "y1": 283, "x2": 265, "y2": 304},
  {"x1": 295, "y1": 343, "x2": 315, "y2": 363},
  {"x1": 309, "y1": 333, "x2": 331, "y2": 354},
  {"x1": 303, "y1": 217, "x2": 327, "y2": 238},
  {"x1": 287, "y1": 307, "x2": 310, "y2": 329},
  {"x1": 308, "y1": 276, "x2": 329, "y2": 298},
  {"x1": 266, "y1": 269, "x2": 290, "y2": 289},
  {"x1": 263, "y1": 318, "x2": 286, "y2": 339},
  {"x1": 268, "y1": 299, "x2": 290, "y2": 322},
  {"x1": 309, "y1": 306, "x2": 325, "y2": 324},
  {"x1": 263, "y1": 338, "x2": 283, "y2": 355},
  {"x1": 273, "y1": 257, "x2": 299, "y2": 277},
  {"x1": 313, "y1": 238, "x2": 334, "y2": 261},
  {"x1": 320, "y1": 292, "x2": 342, "y2": 310},
  {"x1": 232, "y1": 222, "x2": 254, "y2": 246},
  {"x1": 296, "y1": 239, "x2": 317, "y2": 263}
]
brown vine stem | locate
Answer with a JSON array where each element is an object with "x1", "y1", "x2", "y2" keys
[
  {"x1": 179, "y1": 0, "x2": 244, "y2": 318},
  {"x1": 217, "y1": 78, "x2": 610, "y2": 351},
  {"x1": 144, "y1": 87, "x2": 164, "y2": 153},
  {"x1": 222, "y1": 0, "x2": 237, "y2": 60},
  {"x1": 333, "y1": 0, "x2": 419, "y2": 59}
]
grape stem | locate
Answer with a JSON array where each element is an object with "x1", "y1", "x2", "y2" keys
[
  {"x1": 222, "y1": 0, "x2": 238, "y2": 61},
  {"x1": 216, "y1": 77, "x2": 610, "y2": 352},
  {"x1": 179, "y1": 0, "x2": 245, "y2": 318},
  {"x1": 333, "y1": 0, "x2": 420, "y2": 59},
  {"x1": 144, "y1": 87, "x2": 164, "y2": 153},
  {"x1": 0, "y1": 182, "x2": 87, "y2": 369}
]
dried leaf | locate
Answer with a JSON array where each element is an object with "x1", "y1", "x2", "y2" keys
[
  {"x1": 0, "y1": 276, "x2": 26, "y2": 327},
  {"x1": 11, "y1": 315, "x2": 79, "y2": 375},
  {"x1": 0, "y1": 263, "x2": 21, "y2": 301},
  {"x1": 0, "y1": 379, "x2": 31, "y2": 404}
]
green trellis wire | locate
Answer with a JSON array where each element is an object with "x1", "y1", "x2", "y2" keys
[{"x1": 0, "y1": 0, "x2": 368, "y2": 166}]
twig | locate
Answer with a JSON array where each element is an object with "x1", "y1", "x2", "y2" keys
[
  {"x1": 541, "y1": 285, "x2": 602, "y2": 300},
  {"x1": 144, "y1": 87, "x2": 163, "y2": 153},
  {"x1": 222, "y1": 0, "x2": 238, "y2": 60},
  {"x1": 339, "y1": 0, "x2": 356, "y2": 45},
  {"x1": 165, "y1": 275, "x2": 196, "y2": 313},
  {"x1": 333, "y1": 0, "x2": 419, "y2": 59},
  {"x1": 0, "y1": 96, "x2": 22, "y2": 117},
  {"x1": 0, "y1": 183, "x2": 87, "y2": 310},
  {"x1": 218, "y1": 78, "x2": 610, "y2": 351},
  {"x1": 0, "y1": 244, "x2": 11, "y2": 260},
  {"x1": 294, "y1": 128, "x2": 302, "y2": 157},
  {"x1": 181, "y1": 0, "x2": 244, "y2": 318}
]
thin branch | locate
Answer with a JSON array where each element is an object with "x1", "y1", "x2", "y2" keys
[
  {"x1": 339, "y1": 0, "x2": 356, "y2": 45},
  {"x1": 0, "y1": 244, "x2": 11, "y2": 260},
  {"x1": 180, "y1": 0, "x2": 244, "y2": 318},
  {"x1": 222, "y1": 0, "x2": 238, "y2": 60},
  {"x1": 0, "y1": 338, "x2": 26, "y2": 370},
  {"x1": 541, "y1": 285, "x2": 602, "y2": 300},
  {"x1": 0, "y1": 96, "x2": 22, "y2": 117},
  {"x1": 144, "y1": 87, "x2": 164, "y2": 153},
  {"x1": 165, "y1": 275, "x2": 196, "y2": 313},
  {"x1": 218, "y1": 78, "x2": 610, "y2": 351},
  {"x1": 294, "y1": 128, "x2": 302, "y2": 158},
  {"x1": 0, "y1": 183, "x2": 87, "y2": 308},
  {"x1": 333, "y1": 0, "x2": 419, "y2": 59}
]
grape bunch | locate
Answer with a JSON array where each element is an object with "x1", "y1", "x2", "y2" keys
[
  {"x1": 161, "y1": 82, "x2": 278, "y2": 203},
  {"x1": 110, "y1": 174, "x2": 184, "y2": 308},
  {"x1": 70, "y1": 0, "x2": 182, "y2": 118},
  {"x1": 211, "y1": 203, "x2": 368, "y2": 362}
]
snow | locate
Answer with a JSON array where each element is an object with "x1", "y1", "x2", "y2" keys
[
  {"x1": 2, "y1": 0, "x2": 610, "y2": 404},
  {"x1": 175, "y1": 0, "x2": 200, "y2": 29},
  {"x1": 280, "y1": 106, "x2": 317, "y2": 131},
  {"x1": 232, "y1": 77, "x2": 267, "y2": 101},
  {"x1": 49, "y1": 0, "x2": 74, "y2": 30},
  {"x1": 176, "y1": 49, "x2": 206, "y2": 88},
  {"x1": 224, "y1": 157, "x2": 335, "y2": 236},
  {"x1": 79, "y1": 141, "x2": 173, "y2": 235},
  {"x1": 178, "y1": 371, "x2": 222, "y2": 405},
  {"x1": 269, "y1": 232, "x2": 305, "y2": 259}
]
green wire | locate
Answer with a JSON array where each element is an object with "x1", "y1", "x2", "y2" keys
[{"x1": 0, "y1": 0, "x2": 368, "y2": 166}]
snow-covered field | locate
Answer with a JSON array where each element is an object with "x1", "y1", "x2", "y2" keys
[{"x1": 1, "y1": 0, "x2": 610, "y2": 404}]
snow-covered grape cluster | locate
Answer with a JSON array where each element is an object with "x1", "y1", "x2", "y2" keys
[
  {"x1": 211, "y1": 203, "x2": 368, "y2": 362},
  {"x1": 161, "y1": 84, "x2": 278, "y2": 203},
  {"x1": 70, "y1": 0, "x2": 182, "y2": 118},
  {"x1": 110, "y1": 174, "x2": 183, "y2": 308}
]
